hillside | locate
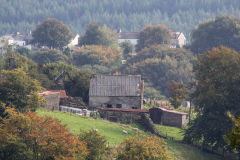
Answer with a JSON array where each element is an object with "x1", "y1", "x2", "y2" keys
[
  {"x1": 1, "y1": 0, "x2": 240, "y2": 38},
  {"x1": 37, "y1": 109, "x2": 220, "y2": 160}
]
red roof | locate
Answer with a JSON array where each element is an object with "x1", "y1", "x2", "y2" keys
[
  {"x1": 102, "y1": 108, "x2": 149, "y2": 113},
  {"x1": 160, "y1": 106, "x2": 173, "y2": 110},
  {"x1": 48, "y1": 90, "x2": 67, "y2": 98}
]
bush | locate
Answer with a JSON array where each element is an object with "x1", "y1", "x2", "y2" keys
[
  {"x1": 78, "y1": 129, "x2": 111, "y2": 160},
  {"x1": 0, "y1": 108, "x2": 88, "y2": 160},
  {"x1": 117, "y1": 134, "x2": 172, "y2": 160}
]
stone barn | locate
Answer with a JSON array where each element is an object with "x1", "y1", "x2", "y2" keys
[
  {"x1": 89, "y1": 75, "x2": 144, "y2": 109},
  {"x1": 39, "y1": 91, "x2": 60, "y2": 111},
  {"x1": 149, "y1": 107, "x2": 188, "y2": 128}
]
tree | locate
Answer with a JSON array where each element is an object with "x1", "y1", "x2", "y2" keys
[
  {"x1": 121, "y1": 45, "x2": 193, "y2": 97},
  {"x1": 190, "y1": 16, "x2": 240, "y2": 54},
  {"x1": 223, "y1": 112, "x2": 240, "y2": 153},
  {"x1": 0, "y1": 69, "x2": 44, "y2": 112},
  {"x1": 136, "y1": 24, "x2": 172, "y2": 51},
  {"x1": 167, "y1": 80, "x2": 189, "y2": 109},
  {"x1": 117, "y1": 134, "x2": 171, "y2": 160},
  {"x1": 32, "y1": 18, "x2": 72, "y2": 49},
  {"x1": 73, "y1": 45, "x2": 122, "y2": 67},
  {"x1": 79, "y1": 22, "x2": 118, "y2": 48},
  {"x1": 184, "y1": 46, "x2": 240, "y2": 149},
  {"x1": 0, "y1": 108, "x2": 88, "y2": 160},
  {"x1": 30, "y1": 49, "x2": 69, "y2": 65},
  {"x1": 120, "y1": 41, "x2": 134, "y2": 59},
  {"x1": 43, "y1": 62, "x2": 94, "y2": 102},
  {"x1": 78, "y1": 130, "x2": 110, "y2": 160}
]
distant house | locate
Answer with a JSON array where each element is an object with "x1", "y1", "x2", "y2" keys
[
  {"x1": 149, "y1": 107, "x2": 188, "y2": 128},
  {"x1": 118, "y1": 30, "x2": 187, "y2": 48},
  {"x1": 170, "y1": 32, "x2": 187, "y2": 48},
  {"x1": 118, "y1": 30, "x2": 139, "y2": 46},
  {"x1": 89, "y1": 75, "x2": 144, "y2": 109},
  {"x1": 68, "y1": 34, "x2": 80, "y2": 49},
  {"x1": 0, "y1": 33, "x2": 32, "y2": 50}
]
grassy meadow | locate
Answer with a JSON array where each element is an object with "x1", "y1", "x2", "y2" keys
[{"x1": 37, "y1": 109, "x2": 221, "y2": 160}]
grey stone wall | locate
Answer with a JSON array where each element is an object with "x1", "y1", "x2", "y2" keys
[
  {"x1": 99, "y1": 109, "x2": 145, "y2": 123},
  {"x1": 42, "y1": 93, "x2": 60, "y2": 111},
  {"x1": 89, "y1": 96, "x2": 141, "y2": 109}
]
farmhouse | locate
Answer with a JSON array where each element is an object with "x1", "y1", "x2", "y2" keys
[
  {"x1": 89, "y1": 75, "x2": 144, "y2": 110},
  {"x1": 149, "y1": 107, "x2": 188, "y2": 128},
  {"x1": 170, "y1": 32, "x2": 187, "y2": 48}
]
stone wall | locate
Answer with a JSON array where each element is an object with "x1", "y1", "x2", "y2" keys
[
  {"x1": 89, "y1": 96, "x2": 141, "y2": 109},
  {"x1": 60, "y1": 97, "x2": 87, "y2": 109},
  {"x1": 99, "y1": 108, "x2": 147, "y2": 123},
  {"x1": 42, "y1": 92, "x2": 60, "y2": 111}
]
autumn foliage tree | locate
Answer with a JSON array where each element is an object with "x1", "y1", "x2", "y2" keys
[
  {"x1": 79, "y1": 22, "x2": 118, "y2": 48},
  {"x1": 136, "y1": 24, "x2": 172, "y2": 51},
  {"x1": 0, "y1": 108, "x2": 88, "y2": 160},
  {"x1": 117, "y1": 134, "x2": 171, "y2": 160},
  {"x1": 121, "y1": 45, "x2": 193, "y2": 97},
  {"x1": 32, "y1": 18, "x2": 72, "y2": 49}
]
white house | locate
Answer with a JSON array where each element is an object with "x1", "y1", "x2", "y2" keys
[
  {"x1": 0, "y1": 34, "x2": 32, "y2": 50},
  {"x1": 171, "y1": 32, "x2": 187, "y2": 48},
  {"x1": 118, "y1": 30, "x2": 139, "y2": 46},
  {"x1": 68, "y1": 34, "x2": 80, "y2": 49},
  {"x1": 118, "y1": 30, "x2": 187, "y2": 48}
]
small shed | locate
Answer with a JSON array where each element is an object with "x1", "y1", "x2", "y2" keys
[
  {"x1": 149, "y1": 107, "x2": 188, "y2": 128},
  {"x1": 39, "y1": 91, "x2": 60, "y2": 111}
]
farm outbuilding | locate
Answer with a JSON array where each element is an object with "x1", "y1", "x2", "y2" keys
[
  {"x1": 149, "y1": 107, "x2": 188, "y2": 128},
  {"x1": 39, "y1": 91, "x2": 60, "y2": 111},
  {"x1": 99, "y1": 108, "x2": 149, "y2": 123},
  {"x1": 89, "y1": 75, "x2": 144, "y2": 109}
]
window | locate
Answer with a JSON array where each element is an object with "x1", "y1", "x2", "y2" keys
[
  {"x1": 116, "y1": 104, "x2": 122, "y2": 108},
  {"x1": 107, "y1": 104, "x2": 112, "y2": 108},
  {"x1": 132, "y1": 107, "x2": 137, "y2": 109}
]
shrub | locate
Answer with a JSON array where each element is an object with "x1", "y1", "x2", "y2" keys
[
  {"x1": 117, "y1": 134, "x2": 172, "y2": 160},
  {"x1": 78, "y1": 129, "x2": 111, "y2": 160},
  {"x1": 0, "y1": 108, "x2": 88, "y2": 160}
]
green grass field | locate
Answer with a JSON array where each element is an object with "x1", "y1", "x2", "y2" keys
[
  {"x1": 155, "y1": 124, "x2": 184, "y2": 141},
  {"x1": 36, "y1": 110, "x2": 141, "y2": 145},
  {"x1": 37, "y1": 109, "x2": 221, "y2": 160}
]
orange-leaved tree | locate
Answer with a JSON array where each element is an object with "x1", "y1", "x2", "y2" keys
[
  {"x1": 117, "y1": 134, "x2": 172, "y2": 160},
  {"x1": 0, "y1": 108, "x2": 88, "y2": 160}
]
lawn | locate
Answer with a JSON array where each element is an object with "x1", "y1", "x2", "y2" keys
[
  {"x1": 37, "y1": 109, "x2": 221, "y2": 160},
  {"x1": 154, "y1": 124, "x2": 184, "y2": 141},
  {"x1": 36, "y1": 109, "x2": 140, "y2": 145}
]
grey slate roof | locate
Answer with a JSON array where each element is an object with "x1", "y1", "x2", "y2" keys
[{"x1": 89, "y1": 75, "x2": 142, "y2": 97}]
